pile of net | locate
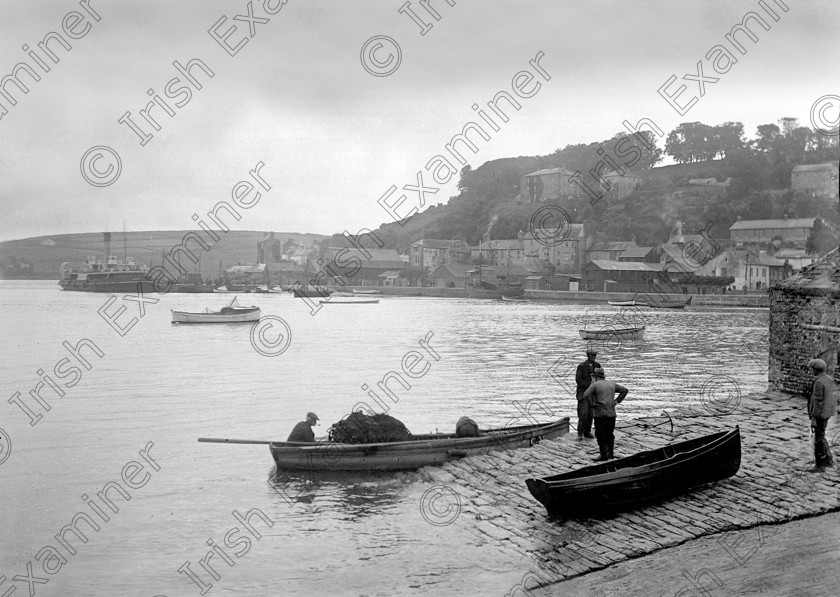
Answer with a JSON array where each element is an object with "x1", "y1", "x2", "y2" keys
[{"x1": 328, "y1": 412, "x2": 412, "y2": 444}]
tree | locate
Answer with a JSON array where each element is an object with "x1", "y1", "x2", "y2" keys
[{"x1": 806, "y1": 219, "x2": 839, "y2": 255}]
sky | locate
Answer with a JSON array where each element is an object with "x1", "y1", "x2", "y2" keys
[{"x1": 1, "y1": 0, "x2": 838, "y2": 241}]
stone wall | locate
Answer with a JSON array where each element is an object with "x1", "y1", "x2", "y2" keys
[{"x1": 769, "y1": 285, "x2": 840, "y2": 394}]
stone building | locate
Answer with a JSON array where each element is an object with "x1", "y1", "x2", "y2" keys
[
  {"x1": 522, "y1": 223, "x2": 594, "y2": 274},
  {"x1": 410, "y1": 239, "x2": 469, "y2": 273},
  {"x1": 791, "y1": 162, "x2": 839, "y2": 199},
  {"x1": 769, "y1": 249, "x2": 840, "y2": 394},
  {"x1": 520, "y1": 167, "x2": 580, "y2": 203},
  {"x1": 729, "y1": 217, "x2": 818, "y2": 248},
  {"x1": 603, "y1": 171, "x2": 643, "y2": 199}
]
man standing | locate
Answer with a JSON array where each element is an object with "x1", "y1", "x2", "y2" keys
[
  {"x1": 582, "y1": 368, "x2": 628, "y2": 461},
  {"x1": 807, "y1": 359, "x2": 836, "y2": 471},
  {"x1": 287, "y1": 412, "x2": 319, "y2": 442},
  {"x1": 575, "y1": 349, "x2": 601, "y2": 439}
]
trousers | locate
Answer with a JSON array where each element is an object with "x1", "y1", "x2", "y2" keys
[
  {"x1": 594, "y1": 416, "x2": 616, "y2": 458},
  {"x1": 577, "y1": 398, "x2": 593, "y2": 436},
  {"x1": 814, "y1": 417, "x2": 834, "y2": 467}
]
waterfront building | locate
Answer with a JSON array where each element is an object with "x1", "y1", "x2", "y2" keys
[
  {"x1": 729, "y1": 217, "x2": 820, "y2": 248},
  {"x1": 523, "y1": 223, "x2": 593, "y2": 274},
  {"x1": 581, "y1": 260, "x2": 664, "y2": 293},
  {"x1": 320, "y1": 247, "x2": 406, "y2": 286},
  {"x1": 410, "y1": 239, "x2": 469, "y2": 273},
  {"x1": 696, "y1": 247, "x2": 790, "y2": 292}
]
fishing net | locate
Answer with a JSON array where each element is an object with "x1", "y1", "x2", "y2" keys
[{"x1": 328, "y1": 412, "x2": 412, "y2": 444}]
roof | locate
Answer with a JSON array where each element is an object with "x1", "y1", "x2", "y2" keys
[
  {"x1": 411, "y1": 239, "x2": 459, "y2": 249},
  {"x1": 478, "y1": 239, "x2": 523, "y2": 250},
  {"x1": 323, "y1": 247, "x2": 406, "y2": 269},
  {"x1": 588, "y1": 242, "x2": 637, "y2": 252},
  {"x1": 773, "y1": 248, "x2": 811, "y2": 259},
  {"x1": 587, "y1": 260, "x2": 663, "y2": 272},
  {"x1": 620, "y1": 246, "x2": 655, "y2": 258},
  {"x1": 523, "y1": 223, "x2": 586, "y2": 241},
  {"x1": 226, "y1": 264, "x2": 265, "y2": 274},
  {"x1": 776, "y1": 248, "x2": 840, "y2": 291},
  {"x1": 524, "y1": 167, "x2": 576, "y2": 177},
  {"x1": 792, "y1": 162, "x2": 839, "y2": 173},
  {"x1": 427, "y1": 264, "x2": 482, "y2": 278},
  {"x1": 378, "y1": 271, "x2": 402, "y2": 278},
  {"x1": 604, "y1": 171, "x2": 642, "y2": 179},
  {"x1": 729, "y1": 218, "x2": 816, "y2": 231}
]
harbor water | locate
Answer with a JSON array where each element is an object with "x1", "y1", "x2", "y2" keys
[{"x1": 0, "y1": 280, "x2": 768, "y2": 596}]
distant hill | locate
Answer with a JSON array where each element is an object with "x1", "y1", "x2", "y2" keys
[{"x1": 0, "y1": 230, "x2": 325, "y2": 279}]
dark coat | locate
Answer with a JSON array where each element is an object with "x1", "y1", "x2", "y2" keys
[
  {"x1": 287, "y1": 421, "x2": 315, "y2": 442},
  {"x1": 809, "y1": 373, "x2": 837, "y2": 419},
  {"x1": 575, "y1": 359, "x2": 601, "y2": 399}
]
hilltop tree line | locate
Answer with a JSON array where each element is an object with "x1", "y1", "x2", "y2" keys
[{"x1": 362, "y1": 117, "x2": 839, "y2": 253}]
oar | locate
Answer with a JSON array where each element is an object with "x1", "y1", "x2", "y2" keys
[{"x1": 198, "y1": 438, "x2": 273, "y2": 445}]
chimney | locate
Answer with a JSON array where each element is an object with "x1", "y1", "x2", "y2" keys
[
  {"x1": 482, "y1": 232, "x2": 490, "y2": 245},
  {"x1": 103, "y1": 232, "x2": 111, "y2": 258}
]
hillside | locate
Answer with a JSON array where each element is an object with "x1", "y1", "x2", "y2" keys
[{"x1": 0, "y1": 230, "x2": 325, "y2": 279}]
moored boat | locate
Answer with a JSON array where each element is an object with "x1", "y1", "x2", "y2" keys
[
  {"x1": 352, "y1": 289, "x2": 382, "y2": 295},
  {"x1": 171, "y1": 296, "x2": 261, "y2": 323},
  {"x1": 526, "y1": 427, "x2": 741, "y2": 516},
  {"x1": 608, "y1": 297, "x2": 692, "y2": 309},
  {"x1": 319, "y1": 298, "x2": 379, "y2": 304},
  {"x1": 291, "y1": 285, "x2": 334, "y2": 298},
  {"x1": 58, "y1": 232, "x2": 156, "y2": 293},
  {"x1": 268, "y1": 417, "x2": 570, "y2": 471},
  {"x1": 579, "y1": 326, "x2": 645, "y2": 340}
]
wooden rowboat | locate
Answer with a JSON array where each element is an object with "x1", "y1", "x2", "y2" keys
[
  {"x1": 269, "y1": 417, "x2": 570, "y2": 471},
  {"x1": 352, "y1": 289, "x2": 382, "y2": 295},
  {"x1": 171, "y1": 296, "x2": 261, "y2": 323},
  {"x1": 526, "y1": 427, "x2": 741, "y2": 516},
  {"x1": 579, "y1": 326, "x2": 645, "y2": 340},
  {"x1": 607, "y1": 297, "x2": 692, "y2": 309}
]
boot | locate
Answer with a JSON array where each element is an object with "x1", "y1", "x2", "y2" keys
[{"x1": 593, "y1": 444, "x2": 609, "y2": 462}]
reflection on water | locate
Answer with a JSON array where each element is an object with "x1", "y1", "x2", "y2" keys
[{"x1": 1, "y1": 282, "x2": 768, "y2": 595}]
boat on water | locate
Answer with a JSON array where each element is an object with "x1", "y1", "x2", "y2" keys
[
  {"x1": 171, "y1": 296, "x2": 261, "y2": 324},
  {"x1": 501, "y1": 295, "x2": 527, "y2": 302},
  {"x1": 579, "y1": 326, "x2": 645, "y2": 340},
  {"x1": 607, "y1": 297, "x2": 692, "y2": 309},
  {"x1": 291, "y1": 285, "x2": 334, "y2": 298},
  {"x1": 319, "y1": 298, "x2": 379, "y2": 304},
  {"x1": 266, "y1": 418, "x2": 570, "y2": 471},
  {"x1": 59, "y1": 256, "x2": 156, "y2": 293},
  {"x1": 254, "y1": 284, "x2": 283, "y2": 293},
  {"x1": 170, "y1": 273, "x2": 214, "y2": 293},
  {"x1": 352, "y1": 289, "x2": 382, "y2": 295},
  {"x1": 526, "y1": 427, "x2": 741, "y2": 516}
]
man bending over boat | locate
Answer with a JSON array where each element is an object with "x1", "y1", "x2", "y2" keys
[
  {"x1": 287, "y1": 412, "x2": 319, "y2": 442},
  {"x1": 582, "y1": 368, "x2": 628, "y2": 461}
]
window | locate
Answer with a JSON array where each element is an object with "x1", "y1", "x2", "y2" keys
[{"x1": 721, "y1": 268, "x2": 727, "y2": 276}]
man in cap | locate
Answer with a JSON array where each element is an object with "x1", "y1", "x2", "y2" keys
[
  {"x1": 582, "y1": 367, "x2": 629, "y2": 461},
  {"x1": 287, "y1": 412, "x2": 319, "y2": 442},
  {"x1": 807, "y1": 359, "x2": 836, "y2": 471},
  {"x1": 575, "y1": 348, "x2": 601, "y2": 439}
]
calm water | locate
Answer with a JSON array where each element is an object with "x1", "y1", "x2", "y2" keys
[{"x1": 0, "y1": 281, "x2": 768, "y2": 596}]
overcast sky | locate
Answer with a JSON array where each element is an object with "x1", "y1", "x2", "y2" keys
[{"x1": 1, "y1": 0, "x2": 838, "y2": 241}]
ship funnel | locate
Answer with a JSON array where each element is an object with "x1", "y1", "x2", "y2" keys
[{"x1": 104, "y1": 232, "x2": 111, "y2": 258}]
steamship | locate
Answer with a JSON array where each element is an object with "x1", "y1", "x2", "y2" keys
[{"x1": 58, "y1": 232, "x2": 156, "y2": 293}]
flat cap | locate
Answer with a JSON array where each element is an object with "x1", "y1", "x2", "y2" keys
[
  {"x1": 593, "y1": 367, "x2": 606, "y2": 378},
  {"x1": 586, "y1": 348, "x2": 598, "y2": 355},
  {"x1": 808, "y1": 359, "x2": 827, "y2": 371},
  {"x1": 306, "y1": 412, "x2": 320, "y2": 421}
]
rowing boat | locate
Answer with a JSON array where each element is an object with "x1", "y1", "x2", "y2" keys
[
  {"x1": 579, "y1": 326, "x2": 645, "y2": 340},
  {"x1": 607, "y1": 297, "x2": 692, "y2": 309},
  {"x1": 526, "y1": 427, "x2": 740, "y2": 516},
  {"x1": 269, "y1": 417, "x2": 570, "y2": 471}
]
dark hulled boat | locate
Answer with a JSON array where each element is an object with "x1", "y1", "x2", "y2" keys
[
  {"x1": 59, "y1": 257, "x2": 155, "y2": 293},
  {"x1": 526, "y1": 427, "x2": 741, "y2": 516}
]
